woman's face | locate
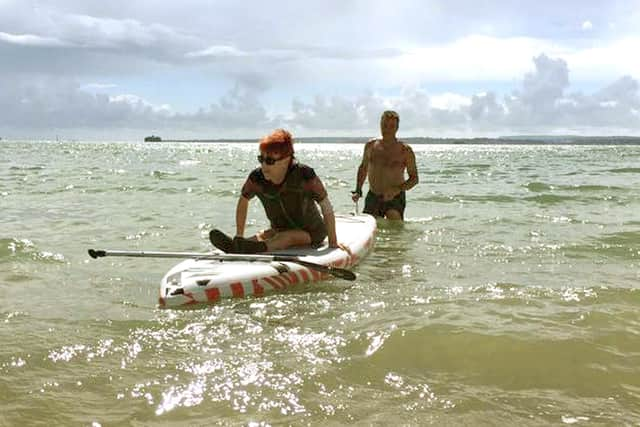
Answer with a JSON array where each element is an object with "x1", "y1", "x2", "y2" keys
[{"x1": 258, "y1": 151, "x2": 290, "y2": 184}]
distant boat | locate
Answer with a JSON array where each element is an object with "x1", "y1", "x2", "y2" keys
[{"x1": 144, "y1": 135, "x2": 162, "y2": 142}]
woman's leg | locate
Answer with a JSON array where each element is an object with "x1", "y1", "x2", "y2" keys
[
  {"x1": 254, "y1": 228, "x2": 276, "y2": 241},
  {"x1": 265, "y1": 229, "x2": 312, "y2": 251}
]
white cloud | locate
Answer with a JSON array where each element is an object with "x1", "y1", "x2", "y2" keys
[
  {"x1": 0, "y1": 31, "x2": 72, "y2": 47},
  {"x1": 582, "y1": 20, "x2": 593, "y2": 31},
  {"x1": 429, "y1": 93, "x2": 472, "y2": 110},
  {"x1": 79, "y1": 83, "x2": 117, "y2": 91},
  {"x1": 563, "y1": 37, "x2": 640, "y2": 81},
  {"x1": 185, "y1": 45, "x2": 247, "y2": 58},
  {"x1": 108, "y1": 94, "x2": 172, "y2": 114},
  {"x1": 48, "y1": 12, "x2": 197, "y2": 51},
  {"x1": 380, "y1": 35, "x2": 567, "y2": 83}
]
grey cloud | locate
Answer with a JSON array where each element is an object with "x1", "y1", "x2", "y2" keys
[
  {"x1": 1, "y1": 0, "x2": 620, "y2": 46},
  {"x1": 505, "y1": 54, "x2": 570, "y2": 126},
  {"x1": 1, "y1": 2, "x2": 403, "y2": 76},
  {"x1": 520, "y1": 55, "x2": 570, "y2": 109},
  {"x1": 176, "y1": 83, "x2": 270, "y2": 130},
  {"x1": 393, "y1": 89, "x2": 432, "y2": 129},
  {"x1": 0, "y1": 8, "x2": 202, "y2": 74},
  {"x1": 594, "y1": 76, "x2": 639, "y2": 107},
  {"x1": 0, "y1": 77, "x2": 269, "y2": 136},
  {"x1": 501, "y1": 54, "x2": 640, "y2": 132},
  {"x1": 185, "y1": 45, "x2": 404, "y2": 63},
  {"x1": 283, "y1": 54, "x2": 640, "y2": 135},
  {"x1": 0, "y1": 76, "x2": 165, "y2": 129},
  {"x1": 558, "y1": 77, "x2": 640, "y2": 128},
  {"x1": 289, "y1": 96, "x2": 367, "y2": 131},
  {"x1": 285, "y1": 89, "x2": 467, "y2": 134},
  {"x1": 1, "y1": 5, "x2": 199, "y2": 51},
  {"x1": 469, "y1": 92, "x2": 505, "y2": 126},
  {"x1": 2, "y1": 53, "x2": 640, "y2": 137}
]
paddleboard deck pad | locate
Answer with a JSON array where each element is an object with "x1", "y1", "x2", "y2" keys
[{"x1": 159, "y1": 214, "x2": 376, "y2": 307}]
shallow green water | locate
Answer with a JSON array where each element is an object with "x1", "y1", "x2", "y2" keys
[{"x1": 1, "y1": 141, "x2": 639, "y2": 425}]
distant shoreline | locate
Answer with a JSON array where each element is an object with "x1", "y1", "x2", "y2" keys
[
  {"x1": 3, "y1": 136, "x2": 640, "y2": 145},
  {"x1": 158, "y1": 136, "x2": 640, "y2": 145}
]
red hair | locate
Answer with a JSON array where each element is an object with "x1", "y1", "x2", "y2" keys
[{"x1": 259, "y1": 129, "x2": 294, "y2": 157}]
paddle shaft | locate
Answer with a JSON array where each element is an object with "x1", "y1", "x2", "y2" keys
[{"x1": 88, "y1": 249, "x2": 356, "y2": 281}]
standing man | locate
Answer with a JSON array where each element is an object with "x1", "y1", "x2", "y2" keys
[{"x1": 351, "y1": 110, "x2": 419, "y2": 220}]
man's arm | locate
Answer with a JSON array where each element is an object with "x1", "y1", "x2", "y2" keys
[
  {"x1": 235, "y1": 196, "x2": 249, "y2": 237},
  {"x1": 352, "y1": 140, "x2": 373, "y2": 201},
  {"x1": 400, "y1": 145, "x2": 419, "y2": 191}
]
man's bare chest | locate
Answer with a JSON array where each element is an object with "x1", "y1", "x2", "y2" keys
[{"x1": 370, "y1": 144, "x2": 406, "y2": 169}]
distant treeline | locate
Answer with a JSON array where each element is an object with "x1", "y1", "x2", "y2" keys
[{"x1": 161, "y1": 136, "x2": 640, "y2": 145}]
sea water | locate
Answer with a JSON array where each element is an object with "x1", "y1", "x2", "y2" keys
[{"x1": 1, "y1": 140, "x2": 639, "y2": 425}]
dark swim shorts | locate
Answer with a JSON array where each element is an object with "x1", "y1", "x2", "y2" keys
[{"x1": 363, "y1": 191, "x2": 406, "y2": 219}]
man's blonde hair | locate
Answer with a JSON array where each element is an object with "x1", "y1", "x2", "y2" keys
[{"x1": 380, "y1": 110, "x2": 400, "y2": 128}]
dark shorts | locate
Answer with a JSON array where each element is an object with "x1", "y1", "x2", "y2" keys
[{"x1": 363, "y1": 191, "x2": 406, "y2": 219}]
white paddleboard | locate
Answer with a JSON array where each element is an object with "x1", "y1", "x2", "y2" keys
[{"x1": 159, "y1": 214, "x2": 376, "y2": 307}]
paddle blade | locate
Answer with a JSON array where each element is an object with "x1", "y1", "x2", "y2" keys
[
  {"x1": 328, "y1": 266, "x2": 356, "y2": 281},
  {"x1": 88, "y1": 249, "x2": 106, "y2": 258},
  {"x1": 293, "y1": 259, "x2": 356, "y2": 281}
]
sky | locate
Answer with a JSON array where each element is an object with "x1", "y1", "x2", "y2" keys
[{"x1": 1, "y1": 0, "x2": 640, "y2": 139}]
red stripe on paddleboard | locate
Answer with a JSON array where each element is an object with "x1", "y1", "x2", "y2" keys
[
  {"x1": 287, "y1": 272, "x2": 299, "y2": 285},
  {"x1": 252, "y1": 279, "x2": 264, "y2": 296},
  {"x1": 278, "y1": 274, "x2": 291, "y2": 286},
  {"x1": 230, "y1": 282, "x2": 244, "y2": 298},
  {"x1": 205, "y1": 288, "x2": 220, "y2": 302},
  {"x1": 299, "y1": 269, "x2": 310, "y2": 282},
  {"x1": 184, "y1": 292, "x2": 198, "y2": 305},
  {"x1": 263, "y1": 276, "x2": 282, "y2": 290},
  {"x1": 273, "y1": 275, "x2": 289, "y2": 288},
  {"x1": 310, "y1": 269, "x2": 321, "y2": 281}
]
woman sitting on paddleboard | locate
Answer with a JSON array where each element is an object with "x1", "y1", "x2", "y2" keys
[{"x1": 210, "y1": 129, "x2": 342, "y2": 254}]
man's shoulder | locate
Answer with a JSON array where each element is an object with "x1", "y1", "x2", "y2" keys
[
  {"x1": 398, "y1": 141, "x2": 414, "y2": 152},
  {"x1": 366, "y1": 138, "x2": 378, "y2": 146},
  {"x1": 364, "y1": 138, "x2": 379, "y2": 151}
]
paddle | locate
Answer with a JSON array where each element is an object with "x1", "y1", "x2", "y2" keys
[{"x1": 88, "y1": 249, "x2": 356, "y2": 281}]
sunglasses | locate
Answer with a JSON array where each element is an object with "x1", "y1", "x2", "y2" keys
[{"x1": 257, "y1": 154, "x2": 287, "y2": 165}]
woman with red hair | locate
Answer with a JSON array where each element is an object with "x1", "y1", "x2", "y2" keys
[{"x1": 210, "y1": 129, "x2": 341, "y2": 254}]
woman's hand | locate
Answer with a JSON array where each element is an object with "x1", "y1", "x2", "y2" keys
[{"x1": 330, "y1": 242, "x2": 352, "y2": 256}]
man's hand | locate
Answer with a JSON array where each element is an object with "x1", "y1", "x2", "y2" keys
[{"x1": 351, "y1": 189, "x2": 362, "y2": 203}]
